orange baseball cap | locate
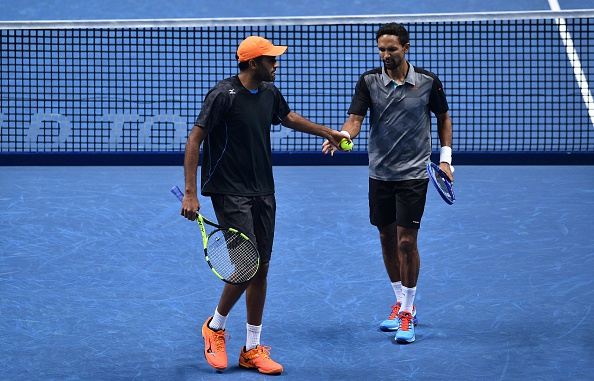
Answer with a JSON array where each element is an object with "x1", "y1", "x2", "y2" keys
[{"x1": 237, "y1": 36, "x2": 287, "y2": 62}]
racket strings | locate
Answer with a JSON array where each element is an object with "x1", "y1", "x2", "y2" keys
[
  {"x1": 429, "y1": 167, "x2": 441, "y2": 189},
  {"x1": 434, "y1": 171, "x2": 450, "y2": 192},
  {"x1": 207, "y1": 230, "x2": 259, "y2": 283}
]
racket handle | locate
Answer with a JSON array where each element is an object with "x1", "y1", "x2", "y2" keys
[{"x1": 171, "y1": 185, "x2": 184, "y2": 202}]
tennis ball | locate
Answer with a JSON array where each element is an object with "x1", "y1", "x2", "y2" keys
[{"x1": 340, "y1": 138, "x2": 354, "y2": 151}]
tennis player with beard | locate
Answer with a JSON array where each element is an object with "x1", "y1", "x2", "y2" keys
[
  {"x1": 181, "y1": 36, "x2": 347, "y2": 374},
  {"x1": 323, "y1": 22, "x2": 454, "y2": 344}
]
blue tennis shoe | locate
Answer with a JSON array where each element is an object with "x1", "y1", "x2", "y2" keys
[
  {"x1": 379, "y1": 302, "x2": 417, "y2": 332},
  {"x1": 395, "y1": 311, "x2": 416, "y2": 344}
]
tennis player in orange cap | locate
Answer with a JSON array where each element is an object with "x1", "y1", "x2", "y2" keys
[{"x1": 179, "y1": 36, "x2": 349, "y2": 374}]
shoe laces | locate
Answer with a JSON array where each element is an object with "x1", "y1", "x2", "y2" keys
[
  {"x1": 398, "y1": 311, "x2": 413, "y2": 331},
  {"x1": 212, "y1": 330, "x2": 230, "y2": 351},
  {"x1": 249, "y1": 345, "x2": 273, "y2": 360},
  {"x1": 388, "y1": 302, "x2": 401, "y2": 320}
]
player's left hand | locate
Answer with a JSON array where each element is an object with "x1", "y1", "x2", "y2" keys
[{"x1": 439, "y1": 162, "x2": 454, "y2": 184}]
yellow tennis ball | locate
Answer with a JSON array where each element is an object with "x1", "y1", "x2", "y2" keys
[{"x1": 340, "y1": 138, "x2": 353, "y2": 151}]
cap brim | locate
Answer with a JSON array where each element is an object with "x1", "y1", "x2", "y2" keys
[{"x1": 263, "y1": 45, "x2": 287, "y2": 57}]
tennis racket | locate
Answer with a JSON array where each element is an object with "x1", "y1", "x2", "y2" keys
[
  {"x1": 171, "y1": 185, "x2": 260, "y2": 284},
  {"x1": 426, "y1": 162, "x2": 456, "y2": 205}
]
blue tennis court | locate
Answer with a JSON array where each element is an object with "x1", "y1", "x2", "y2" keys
[
  {"x1": 1, "y1": 165, "x2": 593, "y2": 380},
  {"x1": 1, "y1": 0, "x2": 593, "y2": 380}
]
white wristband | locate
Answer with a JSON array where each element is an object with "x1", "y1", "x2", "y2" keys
[
  {"x1": 439, "y1": 146, "x2": 452, "y2": 165},
  {"x1": 340, "y1": 130, "x2": 351, "y2": 139}
]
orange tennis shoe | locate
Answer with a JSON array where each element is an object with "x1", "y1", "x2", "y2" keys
[
  {"x1": 201, "y1": 317, "x2": 229, "y2": 370},
  {"x1": 239, "y1": 345, "x2": 283, "y2": 375}
]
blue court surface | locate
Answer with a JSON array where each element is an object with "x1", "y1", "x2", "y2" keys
[{"x1": 1, "y1": 165, "x2": 593, "y2": 380}]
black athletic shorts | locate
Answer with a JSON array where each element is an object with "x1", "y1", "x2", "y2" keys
[
  {"x1": 368, "y1": 178, "x2": 429, "y2": 229},
  {"x1": 210, "y1": 194, "x2": 276, "y2": 264}
]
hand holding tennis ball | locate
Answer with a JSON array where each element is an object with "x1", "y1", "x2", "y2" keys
[{"x1": 340, "y1": 138, "x2": 353, "y2": 151}]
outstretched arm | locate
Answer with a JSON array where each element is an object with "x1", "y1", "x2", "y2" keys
[
  {"x1": 281, "y1": 111, "x2": 350, "y2": 150},
  {"x1": 322, "y1": 114, "x2": 364, "y2": 156}
]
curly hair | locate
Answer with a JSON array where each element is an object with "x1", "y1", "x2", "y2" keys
[{"x1": 375, "y1": 23, "x2": 410, "y2": 46}]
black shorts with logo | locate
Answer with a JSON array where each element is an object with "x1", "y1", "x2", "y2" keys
[
  {"x1": 210, "y1": 194, "x2": 276, "y2": 264},
  {"x1": 368, "y1": 178, "x2": 429, "y2": 229}
]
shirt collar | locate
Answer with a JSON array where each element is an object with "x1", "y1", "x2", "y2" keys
[{"x1": 382, "y1": 63, "x2": 416, "y2": 87}]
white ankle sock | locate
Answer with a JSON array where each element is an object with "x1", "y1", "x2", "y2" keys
[
  {"x1": 246, "y1": 323, "x2": 262, "y2": 351},
  {"x1": 401, "y1": 286, "x2": 416, "y2": 313},
  {"x1": 391, "y1": 281, "x2": 402, "y2": 304},
  {"x1": 209, "y1": 308, "x2": 227, "y2": 331}
]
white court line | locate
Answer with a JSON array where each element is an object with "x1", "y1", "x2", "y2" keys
[{"x1": 548, "y1": 0, "x2": 594, "y2": 128}]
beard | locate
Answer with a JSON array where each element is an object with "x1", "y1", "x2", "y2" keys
[
  {"x1": 384, "y1": 56, "x2": 403, "y2": 70},
  {"x1": 255, "y1": 66, "x2": 276, "y2": 82}
]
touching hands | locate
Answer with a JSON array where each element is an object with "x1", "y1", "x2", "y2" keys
[{"x1": 322, "y1": 130, "x2": 352, "y2": 156}]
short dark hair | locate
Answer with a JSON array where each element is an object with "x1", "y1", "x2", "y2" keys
[
  {"x1": 236, "y1": 55, "x2": 265, "y2": 71},
  {"x1": 376, "y1": 23, "x2": 410, "y2": 46}
]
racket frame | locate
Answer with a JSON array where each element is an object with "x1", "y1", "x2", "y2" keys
[
  {"x1": 426, "y1": 162, "x2": 456, "y2": 205},
  {"x1": 171, "y1": 186, "x2": 260, "y2": 284}
]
